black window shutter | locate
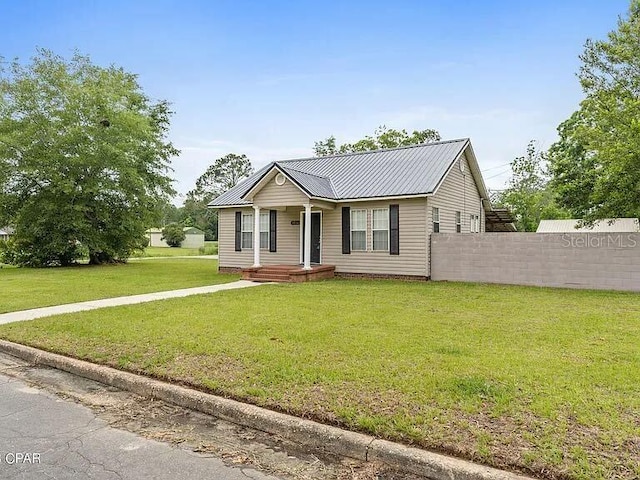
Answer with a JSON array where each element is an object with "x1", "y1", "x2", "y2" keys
[
  {"x1": 390, "y1": 204, "x2": 399, "y2": 255},
  {"x1": 269, "y1": 210, "x2": 277, "y2": 252},
  {"x1": 234, "y1": 211, "x2": 242, "y2": 251},
  {"x1": 342, "y1": 206, "x2": 351, "y2": 254}
]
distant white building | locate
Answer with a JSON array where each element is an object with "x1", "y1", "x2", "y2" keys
[
  {"x1": 146, "y1": 227, "x2": 206, "y2": 248},
  {"x1": 0, "y1": 227, "x2": 14, "y2": 241},
  {"x1": 536, "y1": 218, "x2": 640, "y2": 233}
]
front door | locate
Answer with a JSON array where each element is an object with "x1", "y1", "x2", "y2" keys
[{"x1": 301, "y1": 212, "x2": 322, "y2": 264}]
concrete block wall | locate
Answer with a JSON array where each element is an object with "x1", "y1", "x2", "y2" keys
[{"x1": 431, "y1": 233, "x2": 640, "y2": 291}]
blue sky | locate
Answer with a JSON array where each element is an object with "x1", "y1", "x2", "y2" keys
[{"x1": 1, "y1": 0, "x2": 631, "y2": 200}]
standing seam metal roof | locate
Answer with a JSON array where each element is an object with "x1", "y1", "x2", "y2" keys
[
  {"x1": 209, "y1": 138, "x2": 469, "y2": 206},
  {"x1": 536, "y1": 218, "x2": 640, "y2": 233}
]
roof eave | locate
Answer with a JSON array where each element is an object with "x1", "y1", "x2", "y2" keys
[
  {"x1": 209, "y1": 203, "x2": 252, "y2": 209},
  {"x1": 337, "y1": 193, "x2": 431, "y2": 203},
  {"x1": 309, "y1": 196, "x2": 338, "y2": 203},
  {"x1": 464, "y1": 141, "x2": 491, "y2": 206}
]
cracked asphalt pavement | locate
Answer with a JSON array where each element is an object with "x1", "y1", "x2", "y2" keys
[
  {"x1": 0, "y1": 370, "x2": 279, "y2": 480},
  {"x1": 0, "y1": 352, "x2": 420, "y2": 480}
]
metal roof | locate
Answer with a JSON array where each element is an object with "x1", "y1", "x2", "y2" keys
[
  {"x1": 279, "y1": 166, "x2": 336, "y2": 199},
  {"x1": 485, "y1": 209, "x2": 517, "y2": 232},
  {"x1": 210, "y1": 139, "x2": 470, "y2": 206},
  {"x1": 536, "y1": 218, "x2": 640, "y2": 233}
]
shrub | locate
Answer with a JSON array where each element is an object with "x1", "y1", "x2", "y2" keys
[{"x1": 161, "y1": 224, "x2": 185, "y2": 247}]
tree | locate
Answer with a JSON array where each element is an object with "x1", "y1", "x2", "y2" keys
[
  {"x1": 185, "y1": 153, "x2": 253, "y2": 241},
  {"x1": 161, "y1": 223, "x2": 185, "y2": 247},
  {"x1": 313, "y1": 125, "x2": 441, "y2": 156},
  {"x1": 548, "y1": 1, "x2": 640, "y2": 221},
  {"x1": 158, "y1": 200, "x2": 184, "y2": 227},
  {"x1": 494, "y1": 141, "x2": 569, "y2": 232},
  {"x1": 0, "y1": 49, "x2": 178, "y2": 266},
  {"x1": 190, "y1": 153, "x2": 253, "y2": 200}
]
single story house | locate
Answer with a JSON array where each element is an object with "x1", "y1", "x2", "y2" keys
[
  {"x1": 210, "y1": 138, "x2": 509, "y2": 280},
  {"x1": 146, "y1": 226, "x2": 206, "y2": 248},
  {"x1": 536, "y1": 218, "x2": 640, "y2": 233},
  {"x1": 0, "y1": 227, "x2": 14, "y2": 241}
]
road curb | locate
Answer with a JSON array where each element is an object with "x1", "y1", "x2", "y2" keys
[{"x1": 0, "y1": 340, "x2": 534, "y2": 480}]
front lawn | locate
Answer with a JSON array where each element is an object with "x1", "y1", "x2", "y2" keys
[
  {"x1": 131, "y1": 242, "x2": 218, "y2": 258},
  {"x1": 0, "y1": 258, "x2": 236, "y2": 313},
  {"x1": 0, "y1": 280, "x2": 638, "y2": 479}
]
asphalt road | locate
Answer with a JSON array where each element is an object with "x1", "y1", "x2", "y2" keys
[{"x1": 0, "y1": 372, "x2": 279, "y2": 480}]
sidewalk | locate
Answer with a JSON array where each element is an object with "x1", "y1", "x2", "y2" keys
[{"x1": 0, "y1": 280, "x2": 263, "y2": 325}]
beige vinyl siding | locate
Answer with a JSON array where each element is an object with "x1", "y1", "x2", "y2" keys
[
  {"x1": 322, "y1": 198, "x2": 428, "y2": 276},
  {"x1": 218, "y1": 207, "x2": 301, "y2": 268},
  {"x1": 252, "y1": 176, "x2": 308, "y2": 207},
  {"x1": 426, "y1": 151, "x2": 486, "y2": 276},
  {"x1": 427, "y1": 152, "x2": 485, "y2": 234}
]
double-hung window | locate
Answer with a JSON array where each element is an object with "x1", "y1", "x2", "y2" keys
[
  {"x1": 241, "y1": 213, "x2": 253, "y2": 249},
  {"x1": 470, "y1": 214, "x2": 480, "y2": 233},
  {"x1": 350, "y1": 209, "x2": 367, "y2": 251},
  {"x1": 372, "y1": 208, "x2": 389, "y2": 251},
  {"x1": 432, "y1": 207, "x2": 440, "y2": 233},
  {"x1": 259, "y1": 212, "x2": 270, "y2": 249},
  {"x1": 455, "y1": 211, "x2": 461, "y2": 233}
]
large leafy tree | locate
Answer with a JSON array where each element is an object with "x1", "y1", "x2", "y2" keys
[
  {"x1": 185, "y1": 153, "x2": 253, "y2": 240},
  {"x1": 0, "y1": 49, "x2": 178, "y2": 266},
  {"x1": 549, "y1": 1, "x2": 640, "y2": 221},
  {"x1": 189, "y1": 153, "x2": 253, "y2": 200},
  {"x1": 313, "y1": 125, "x2": 440, "y2": 156},
  {"x1": 494, "y1": 141, "x2": 569, "y2": 232}
]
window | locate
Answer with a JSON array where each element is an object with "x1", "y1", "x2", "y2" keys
[
  {"x1": 432, "y1": 207, "x2": 440, "y2": 233},
  {"x1": 241, "y1": 213, "x2": 253, "y2": 249},
  {"x1": 372, "y1": 208, "x2": 389, "y2": 251},
  {"x1": 470, "y1": 214, "x2": 480, "y2": 233},
  {"x1": 455, "y1": 211, "x2": 461, "y2": 233},
  {"x1": 259, "y1": 212, "x2": 270, "y2": 249},
  {"x1": 350, "y1": 209, "x2": 367, "y2": 251}
]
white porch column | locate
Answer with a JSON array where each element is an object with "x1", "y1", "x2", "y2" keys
[
  {"x1": 253, "y1": 205, "x2": 261, "y2": 267},
  {"x1": 303, "y1": 203, "x2": 312, "y2": 270}
]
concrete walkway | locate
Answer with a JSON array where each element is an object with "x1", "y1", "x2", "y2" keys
[{"x1": 0, "y1": 280, "x2": 262, "y2": 325}]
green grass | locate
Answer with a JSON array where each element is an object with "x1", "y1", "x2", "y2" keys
[
  {"x1": 131, "y1": 243, "x2": 217, "y2": 258},
  {"x1": 0, "y1": 258, "x2": 236, "y2": 313},
  {"x1": 0, "y1": 280, "x2": 639, "y2": 479}
]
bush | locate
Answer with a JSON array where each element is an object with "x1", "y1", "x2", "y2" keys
[
  {"x1": 0, "y1": 234, "x2": 84, "y2": 267},
  {"x1": 161, "y1": 224, "x2": 185, "y2": 247}
]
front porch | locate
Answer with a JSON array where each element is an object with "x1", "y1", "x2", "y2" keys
[{"x1": 242, "y1": 264, "x2": 335, "y2": 283}]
